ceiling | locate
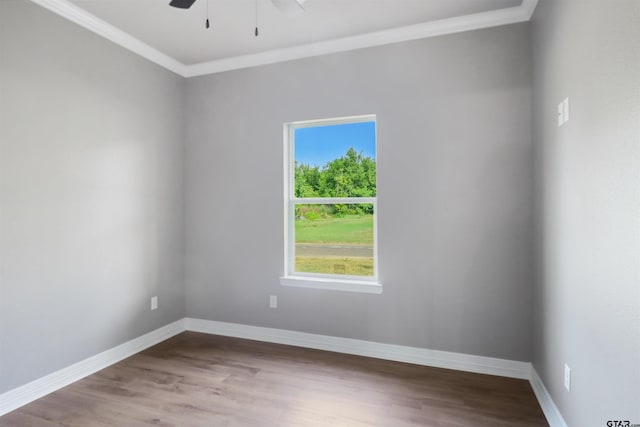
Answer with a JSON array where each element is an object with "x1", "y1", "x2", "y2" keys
[{"x1": 33, "y1": 0, "x2": 538, "y2": 76}]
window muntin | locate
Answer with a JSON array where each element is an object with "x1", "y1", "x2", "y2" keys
[{"x1": 284, "y1": 115, "x2": 378, "y2": 286}]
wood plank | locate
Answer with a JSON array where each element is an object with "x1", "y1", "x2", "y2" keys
[{"x1": 0, "y1": 332, "x2": 548, "y2": 427}]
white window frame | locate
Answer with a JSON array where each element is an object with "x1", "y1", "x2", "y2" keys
[{"x1": 280, "y1": 114, "x2": 382, "y2": 294}]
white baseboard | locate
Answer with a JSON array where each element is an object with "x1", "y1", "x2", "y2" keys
[
  {"x1": 0, "y1": 319, "x2": 186, "y2": 416},
  {"x1": 530, "y1": 368, "x2": 569, "y2": 427},
  {"x1": 1, "y1": 316, "x2": 565, "y2": 427},
  {"x1": 185, "y1": 318, "x2": 532, "y2": 380},
  {"x1": 188, "y1": 318, "x2": 568, "y2": 426}
]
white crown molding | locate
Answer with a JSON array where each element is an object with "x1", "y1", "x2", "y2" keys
[
  {"x1": 185, "y1": 4, "x2": 533, "y2": 77},
  {"x1": 29, "y1": 0, "x2": 187, "y2": 76},
  {"x1": 31, "y1": 0, "x2": 539, "y2": 78},
  {"x1": 185, "y1": 318, "x2": 532, "y2": 379},
  {"x1": 530, "y1": 368, "x2": 570, "y2": 427},
  {"x1": 522, "y1": 0, "x2": 541, "y2": 20},
  {"x1": 0, "y1": 319, "x2": 186, "y2": 417}
]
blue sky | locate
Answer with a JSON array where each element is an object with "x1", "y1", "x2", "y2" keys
[{"x1": 294, "y1": 121, "x2": 376, "y2": 167}]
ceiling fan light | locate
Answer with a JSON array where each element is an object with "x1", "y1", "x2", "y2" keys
[{"x1": 169, "y1": 0, "x2": 197, "y2": 9}]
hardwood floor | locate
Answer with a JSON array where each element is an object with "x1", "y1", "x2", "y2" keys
[{"x1": 0, "y1": 332, "x2": 548, "y2": 427}]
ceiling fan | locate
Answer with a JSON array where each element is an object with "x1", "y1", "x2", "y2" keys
[{"x1": 169, "y1": 0, "x2": 307, "y2": 18}]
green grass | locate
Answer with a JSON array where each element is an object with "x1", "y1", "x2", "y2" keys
[
  {"x1": 295, "y1": 215, "x2": 373, "y2": 244},
  {"x1": 295, "y1": 256, "x2": 374, "y2": 276}
]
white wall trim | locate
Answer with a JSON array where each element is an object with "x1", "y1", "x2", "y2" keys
[
  {"x1": 280, "y1": 275, "x2": 383, "y2": 294},
  {"x1": 529, "y1": 368, "x2": 569, "y2": 427},
  {"x1": 0, "y1": 319, "x2": 186, "y2": 417},
  {"x1": 521, "y1": 0, "x2": 541, "y2": 20},
  {"x1": 29, "y1": 0, "x2": 187, "y2": 76},
  {"x1": 184, "y1": 318, "x2": 531, "y2": 380},
  {"x1": 184, "y1": 5, "x2": 532, "y2": 77},
  {"x1": 30, "y1": 0, "x2": 538, "y2": 78},
  {"x1": 0, "y1": 317, "x2": 563, "y2": 427}
]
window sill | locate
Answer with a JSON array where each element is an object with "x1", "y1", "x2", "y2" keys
[{"x1": 280, "y1": 275, "x2": 383, "y2": 294}]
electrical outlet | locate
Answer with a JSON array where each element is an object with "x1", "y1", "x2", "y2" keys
[
  {"x1": 151, "y1": 296, "x2": 158, "y2": 310},
  {"x1": 269, "y1": 295, "x2": 278, "y2": 309},
  {"x1": 558, "y1": 101, "x2": 564, "y2": 126},
  {"x1": 564, "y1": 364, "x2": 571, "y2": 391},
  {"x1": 558, "y1": 97, "x2": 570, "y2": 127}
]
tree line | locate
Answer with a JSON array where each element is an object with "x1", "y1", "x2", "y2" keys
[{"x1": 295, "y1": 147, "x2": 376, "y2": 217}]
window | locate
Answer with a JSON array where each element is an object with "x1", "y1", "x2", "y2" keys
[{"x1": 280, "y1": 115, "x2": 381, "y2": 293}]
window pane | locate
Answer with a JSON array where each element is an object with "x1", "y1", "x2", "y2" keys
[
  {"x1": 294, "y1": 121, "x2": 376, "y2": 198},
  {"x1": 294, "y1": 204, "x2": 374, "y2": 277}
]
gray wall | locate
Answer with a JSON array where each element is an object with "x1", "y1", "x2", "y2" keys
[
  {"x1": 184, "y1": 23, "x2": 534, "y2": 361},
  {"x1": 4, "y1": 1, "x2": 638, "y2": 422},
  {"x1": 531, "y1": 0, "x2": 640, "y2": 425},
  {"x1": 0, "y1": 1, "x2": 185, "y2": 393}
]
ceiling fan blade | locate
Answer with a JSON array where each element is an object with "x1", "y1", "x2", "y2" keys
[
  {"x1": 169, "y1": 0, "x2": 197, "y2": 9},
  {"x1": 269, "y1": 0, "x2": 306, "y2": 17}
]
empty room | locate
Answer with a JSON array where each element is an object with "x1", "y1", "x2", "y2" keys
[{"x1": 0, "y1": 0, "x2": 638, "y2": 426}]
